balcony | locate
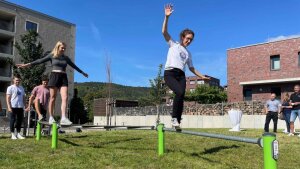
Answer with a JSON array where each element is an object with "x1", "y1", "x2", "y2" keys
[
  {"x1": 0, "y1": 11, "x2": 15, "y2": 32},
  {"x1": 0, "y1": 36, "x2": 14, "y2": 55}
]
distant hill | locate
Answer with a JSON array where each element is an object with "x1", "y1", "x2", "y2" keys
[{"x1": 74, "y1": 82, "x2": 150, "y2": 101}]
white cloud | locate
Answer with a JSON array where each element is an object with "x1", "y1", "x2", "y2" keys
[
  {"x1": 90, "y1": 22, "x2": 101, "y2": 42},
  {"x1": 266, "y1": 34, "x2": 300, "y2": 42}
]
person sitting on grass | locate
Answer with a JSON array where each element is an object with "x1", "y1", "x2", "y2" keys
[{"x1": 26, "y1": 75, "x2": 50, "y2": 122}]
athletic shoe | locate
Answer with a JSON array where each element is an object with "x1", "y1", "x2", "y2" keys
[
  {"x1": 38, "y1": 115, "x2": 43, "y2": 121},
  {"x1": 11, "y1": 133, "x2": 17, "y2": 140},
  {"x1": 49, "y1": 117, "x2": 56, "y2": 125},
  {"x1": 17, "y1": 133, "x2": 25, "y2": 139},
  {"x1": 288, "y1": 133, "x2": 294, "y2": 136},
  {"x1": 60, "y1": 118, "x2": 73, "y2": 126},
  {"x1": 171, "y1": 118, "x2": 180, "y2": 127}
]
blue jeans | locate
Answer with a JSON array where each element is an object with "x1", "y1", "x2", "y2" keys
[
  {"x1": 283, "y1": 112, "x2": 291, "y2": 133},
  {"x1": 290, "y1": 109, "x2": 300, "y2": 122}
]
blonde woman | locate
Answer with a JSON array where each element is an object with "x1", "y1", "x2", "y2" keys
[
  {"x1": 17, "y1": 41, "x2": 88, "y2": 125},
  {"x1": 281, "y1": 93, "x2": 292, "y2": 133}
]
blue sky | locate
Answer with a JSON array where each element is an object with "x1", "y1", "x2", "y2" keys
[{"x1": 7, "y1": 0, "x2": 300, "y2": 86}]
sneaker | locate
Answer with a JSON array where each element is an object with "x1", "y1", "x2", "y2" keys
[
  {"x1": 38, "y1": 115, "x2": 43, "y2": 121},
  {"x1": 17, "y1": 133, "x2": 25, "y2": 139},
  {"x1": 60, "y1": 118, "x2": 73, "y2": 126},
  {"x1": 11, "y1": 133, "x2": 17, "y2": 140},
  {"x1": 288, "y1": 133, "x2": 294, "y2": 136},
  {"x1": 171, "y1": 118, "x2": 180, "y2": 127},
  {"x1": 49, "y1": 117, "x2": 56, "y2": 125}
]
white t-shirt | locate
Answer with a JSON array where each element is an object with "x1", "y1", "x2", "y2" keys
[
  {"x1": 164, "y1": 39, "x2": 193, "y2": 71},
  {"x1": 6, "y1": 85, "x2": 25, "y2": 108}
]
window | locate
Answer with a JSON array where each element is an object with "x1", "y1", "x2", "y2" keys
[
  {"x1": 197, "y1": 80, "x2": 204, "y2": 85},
  {"x1": 190, "y1": 89, "x2": 195, "y2": 92},
  {"x1": 243, "y1": 89, "x2": 252, "y2": 101},
  {"x1": 270, "y1": 55, "x2": 280, "y2": 70},
  {"x1": 25, "y1": 21, "x2": 38, "y2": 32},
  {"x1": 298, "y1": 52, "x2": 300, "y2": 67},
  {"x1": 189, "y1": 80, "x2": 195, "y2": 85}
]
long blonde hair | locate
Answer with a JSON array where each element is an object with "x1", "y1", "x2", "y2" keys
[
  {"x1": 283, "y1": 93, "x2": 290, "y2": 102},
  {"x1": 51, "y1": 41, "x2": 66, "y2": 58}
]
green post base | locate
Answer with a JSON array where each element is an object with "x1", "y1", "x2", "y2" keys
[
  {"x1": 263, "y1": 133, "x2": 278, "y2": 169},
  {"x1": 36, "y1": 122, "x2": 41, "y2": 141},
  {"x1": 51, "y1": 122, "x2": 58, "y2": 149},
  {"x1": 157, "y1": 123, "x2": 165, "y2": 156}
]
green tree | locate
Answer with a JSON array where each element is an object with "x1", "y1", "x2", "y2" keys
[
  {"x1": 148, "y1": 64, "x2": 167, "y2": 105},
  {"x1": 14, "y1": 30, "x2": 47, "y2": 94},
  {"x1": 185, "y1": 84, "x2": 227, "y2": 104}
]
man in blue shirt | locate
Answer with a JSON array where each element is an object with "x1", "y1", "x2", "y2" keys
[{"x1": 264, "y1": 93, "x2": 281, "y2": 133}]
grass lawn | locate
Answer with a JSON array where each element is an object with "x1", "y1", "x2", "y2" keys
[{"x1": 0, "y1": 128, "x2": 299, "y2": 169}]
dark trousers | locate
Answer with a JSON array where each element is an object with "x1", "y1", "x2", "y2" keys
[
  {"x1": 264, "y1": 111, "x2": 278, "y2": 132},
  {"x1": 10, "y1": 108, "x2": 24, "y2": 133},
  {"x1": 283, "y1": 112, "x2": 291, "y2": 133},
  {"x1": 164, "y1": 69, "x2": 186, "y2": 123}
]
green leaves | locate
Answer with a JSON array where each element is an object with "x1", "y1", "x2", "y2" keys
[
  {"x1": 14, "y1": 30, "x2": 46, "y2": 94},
  {"x1": 148, "y1": 64, "x2": 167, "y2": 105},
  {"x1": 185, "y1": 85, "x2": 227, "y2": 104}
]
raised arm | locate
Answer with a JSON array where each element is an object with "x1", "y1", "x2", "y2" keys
[{"x1": 162, "y1": 4, "x2": 173, "y2": 42}]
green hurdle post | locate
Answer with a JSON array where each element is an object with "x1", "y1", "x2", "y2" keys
[
  {"x1": 157, "y1": 123, "x2": 165, "y2": 156},
  {"x1": 51, "y1": 122, "x2": 58, "y2": 149},
  {"x1": 36, "y1": 122, "x2": 41, "y2": 141},
  {"x1": 263, "y1": 133, "x2": 278, "y2": 169}
]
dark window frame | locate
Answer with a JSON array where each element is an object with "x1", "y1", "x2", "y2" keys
[
  {"x1": 270, "y1": 55, "x2": 280, "y2": 71},
  {"x1": 25, "y1": 20, "x2": 38, "y2": 32}
]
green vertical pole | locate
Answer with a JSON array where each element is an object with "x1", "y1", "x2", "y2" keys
[
  {"x1": 36, "y1": 122, "x2": 41, "y2": 141},
  {"x1": 51, "y1": 122, "x2": 58, "y2": 149},
  {"x1": 263, "y1": 133, "x2": 278, "y2": 169},
  {"x1": 157, "y1": 123, "x2": 165, "y2": 156}
]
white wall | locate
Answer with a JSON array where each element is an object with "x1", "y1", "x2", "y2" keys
[{"x1": 94, "y1": 115, "x2": 300, "y2": 130}]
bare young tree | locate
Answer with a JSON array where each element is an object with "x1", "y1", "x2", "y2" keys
[{"x1": 105, "y1": 51, "x2": 113, "y2": 126}]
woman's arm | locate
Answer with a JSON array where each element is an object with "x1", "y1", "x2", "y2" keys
[
  {"x1": 162, "y1": 4, "x2": 173, "y2": 42},
  {"x1": 189, "y1": 67, "x2": 210, "y2": 80},
  {"x1": 16, "y1": 54, "x2": 51, "y2": 68},
  {"x1": 65, "y1": 56, "x2": 88, "y2": 77}
]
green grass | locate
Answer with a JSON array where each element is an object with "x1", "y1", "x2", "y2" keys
[{"x1": 0, "y1": 129, "x2": 299, "y2": 169}]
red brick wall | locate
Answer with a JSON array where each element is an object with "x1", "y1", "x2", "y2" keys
[{"x1": 227, "y1": 38, "x2": 300, "y2": 102}]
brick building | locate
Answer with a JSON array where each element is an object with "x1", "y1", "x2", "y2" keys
[
  {"x1": 227, "y1": 37, "x2": 300, "y2": 102},
  {"x1": 165, "y1": 75, "x2": 220, "y2": 105},
  {"x1": 0, "y1": 0, "x2": 76, "y2": 117},
  {"x1": 186, "y1": 75, "x2": 220, "y2": 92}
]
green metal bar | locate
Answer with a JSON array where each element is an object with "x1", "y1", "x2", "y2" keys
[
  {"x1": 263, "y1": 133, "x2": 278, "y2": 169},
  {"x1": 157, "y1": 123, "x2": 165, "y2": 156},
  {"x1": 164, "y1": 128, "x2": 261, "y2": 145},
  {"x1": 36, "y1": 122, "x2": 41, "y2": 141},
  {"x1": 51, "y1": 122, "x2": 58, "y2": 149}
]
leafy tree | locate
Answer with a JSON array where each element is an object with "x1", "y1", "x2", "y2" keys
[
  {"x1": 14, "y1": 30, "x2": 48, "y2": 94},
  {"x1": 185, "y1": 84, "x2": 227, "y2": 104},
  {"x1": 148, "y1": 64, "x2": 167, "y2": 105}
]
